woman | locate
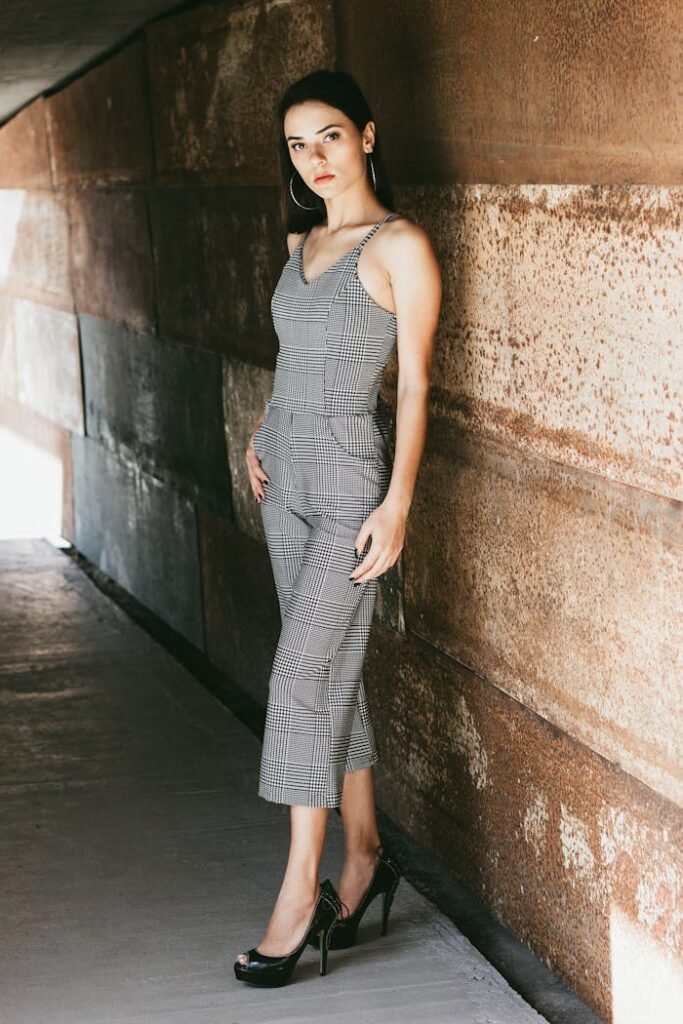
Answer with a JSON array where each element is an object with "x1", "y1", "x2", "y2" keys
[{"x1": 235, "y1": 69, "x2": 442, "y2": 987}]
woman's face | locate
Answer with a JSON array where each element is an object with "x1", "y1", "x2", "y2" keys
[{"x1": 284, "y1": 100, "x2": 372, "y2": 198}]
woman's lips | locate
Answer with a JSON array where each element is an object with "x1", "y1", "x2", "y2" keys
[{"x1": 313, "y1": 174, "x2": 334, "y2": 183}]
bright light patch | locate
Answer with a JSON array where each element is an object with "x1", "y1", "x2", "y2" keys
[
  {"x1": 0, "y1": 425, "x2": 64, "y2": 540},
  {"x1": 611, "y1": 902, "x2": 683, "y2": 1023}
]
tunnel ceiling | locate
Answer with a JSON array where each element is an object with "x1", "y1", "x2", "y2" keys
[{"x1": 0, "y1": 0, "x2": 181, "y2": 124}]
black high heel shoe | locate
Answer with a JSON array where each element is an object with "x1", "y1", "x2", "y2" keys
[
  {"x1": 309, "y1": 844, "x2": 402, "y2": 951},
  {"x1": 233, "y1": 878, "x2": 342, "y2": 987}
]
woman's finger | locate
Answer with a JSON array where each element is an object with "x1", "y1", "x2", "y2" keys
[
  {"x1": 245, "y1": 449, "x2": 270, "y2": 501},
  {"x1": 248, "y1": 467, "x2": 263, "y2": 501},
  {"x1": 350, "y1": 544, "x2": 384, "y2": 581},
  {"x1": 354, "y1": 547, "x2": 399, "y2": 582},
  {"x1": 353, "y1": 563, "x2": 384, "y2": 583},
  {"x1": 246, "y1": 445, "x2": 269, "y2": 475},
  {"x1": 349, "y1": 548, "x2": 378, "y2": 579},
  {"x1": 354, "y1": 531, "x2": 369, "y2": 554}
]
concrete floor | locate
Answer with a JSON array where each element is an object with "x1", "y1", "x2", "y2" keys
[{"x1": 1, "y1": 537, "x2": 549, "y2": 1024}]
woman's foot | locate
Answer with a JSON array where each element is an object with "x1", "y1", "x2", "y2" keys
[
  {"x1": 336, "y1": 844, "x2": 382, "y2": 919},
  {"x1": 234, "y1": 880, "x2": 321, "y2": 965}
]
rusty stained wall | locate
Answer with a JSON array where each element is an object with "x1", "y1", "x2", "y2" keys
[
  {"x1": 0, "y1": 2, "x2": 681, "y2": 1022},
  {"x1": 338, "y1": 0, "x2": 683, "y2": 185}
]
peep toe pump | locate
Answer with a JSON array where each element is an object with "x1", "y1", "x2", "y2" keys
[
  {"x1": 309, "y1": 844, "x2": 402, "y2": 951},
  {"x1": 233, "y1": 878, "x2": 342, "y2": 987}
]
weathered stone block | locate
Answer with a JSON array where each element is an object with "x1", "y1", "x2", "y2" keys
[
  {"x1": 365, "y1": 621, "x2": 683, "y2": 1024},
  {"x1": 222, "y1": 358, "x2": 273, "y2": 542},
  {"x1": 404, "y1": 414, "x2": 683, "y2": 806},
  {"x1": 71, "y1": 433, "x2": 203, "y2": 648},
  {"x1": 146, "y1": 0, "x2": 335, "y2": 183},
  {"x1": 68, "y1": 189, "x2": 155, "y2": 333},
  {"x1": 0, "y1": 98, "x2": 51, "y2": 189},
  {"x1": 417, "y1": 184, "x2": 683, "y2": 501},
  {"x1": 45, "y1": 39, "x2": 153, "y2": 187},
  {"x1": 197, "y1": 508, "x2": 279, "y2": 704},
  {"x1": 80, "y1": 314, "x2": 231, "y2": 514},
  {"x1": 3, "y1": 298, "x2": 83, "y2": 433},
  {"x1": 339, "y1": 0, "x2": 683, "y2": 183},
  {"x1": 0, "y1": 190, "x2": 71, "y2": 308},
  {"x1": 149, "y1": 186, "x2": 281, "y2": 358}
]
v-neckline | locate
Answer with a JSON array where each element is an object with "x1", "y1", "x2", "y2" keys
[{"x1": 297, "y1": 214, "x2": 392, "y2": 287}]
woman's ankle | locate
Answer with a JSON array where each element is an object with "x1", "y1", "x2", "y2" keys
[
  {"x1": 343, "y1": 841, "x2": 382, "y2": 864},
  {"x1": 278, "y1": 875, "x2": 320, "y2": 905}
]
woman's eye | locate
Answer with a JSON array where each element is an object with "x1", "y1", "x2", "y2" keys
[{"x1": 291, "y1": 132, "x2": 339, "y2": 152}]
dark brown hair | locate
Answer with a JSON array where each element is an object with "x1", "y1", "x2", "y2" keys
[{"x1": 276, "y1": 69, "x2": 396, "y2": 234}]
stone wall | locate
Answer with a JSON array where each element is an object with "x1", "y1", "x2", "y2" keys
[{"x1": 0, "y1": 2, "x2": 681, "y2": 1020}]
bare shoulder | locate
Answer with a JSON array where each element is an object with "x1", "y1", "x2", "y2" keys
[
  {"x1": 286, "y1": 231, "x2": 306, "y2": 257},
  {"x1": 381, "y1": 215, "x2": 439, "y2": 273},
  {"x1": 380, "y1": 216, "x2": 442, "y2": 321}
]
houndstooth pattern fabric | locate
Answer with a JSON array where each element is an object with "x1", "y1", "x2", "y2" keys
[{"x1": 252, "y1": 212, "x2": 401, "y2": 807}]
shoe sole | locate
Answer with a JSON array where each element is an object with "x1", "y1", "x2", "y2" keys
[{"x1": 234, "y1": 966, "x2": 294, "y2": 987}]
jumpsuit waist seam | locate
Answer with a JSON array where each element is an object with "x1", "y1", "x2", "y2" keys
[{"x1": 266, "y1": 401, "x2": 379, "y2": 419}]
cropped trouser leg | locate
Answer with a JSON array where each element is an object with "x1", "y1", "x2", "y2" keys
[{"x1": 257, "y1": 500, "x2": 380, "y2": 809}]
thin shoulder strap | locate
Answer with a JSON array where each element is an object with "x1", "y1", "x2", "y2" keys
[
  {"x1": 357, "y1": 212, "x2": 401, "y2": 251},
  {"x1": 298, "y1": 212, "x2": 400, "y2": 257}
]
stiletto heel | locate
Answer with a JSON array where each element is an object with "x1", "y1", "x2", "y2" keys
[
  {"x1": 309, "y1": 843, "x2": 402, "y2": 951},
  {"x1": 381, "y1": 888, "x2": 391, "y2": 935},
  {"x1": 233, "y1": 878, "x2": 341, "y2": 987},
  {"x1": 318, "y1": 927, "x2": 328, "y2": 975}
]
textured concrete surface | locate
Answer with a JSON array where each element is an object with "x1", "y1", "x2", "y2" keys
[
  {"x1": 197, "y1": 508, "x2": 280, "y2": 706},
  {"x1": 0, "y1": 98, "x2": 51, "y2": 188},
  {"x1": 45, "y1": 38, "x2": 153, "y2": 188},
  {"x1": 404, "y1": 409, "x2": 682, "y2": 808},
  {"x1": 71, "y1": 434, "x2": 204, "y2": 649},
  {"x1": 148, "y1": 186, "x2": 282, "y2": 357},
  {"x1": 80, "y1": 314, "x2": 231, "y2": 512},
  {"x1": 146, "y1": 0, "x2": 335, "y2": 185},
  {"x1": 339, "y1": 0, "x2": 683, "y2": 183},
  {"x1": 0, "y1": 297, "x2": 83, "y2": 433},
  {"x1": 0, "y1": 537, "x2": 549, "y2": 1024},
  {"x1": 0, "y1": 189, "x2": 71, "y2": 309},
  {"x1": 416, "y1": 185, "x2": 683, "y2": 502},
  {"x1": 68, "y1": 189, "x2": 155, "y2": 333},
  {"x1": 365, "y1": 624, "x2": 683, "y2": 1024},
  {"x1": 222, "y1": 358, "x2": 273, "y2": 542}
]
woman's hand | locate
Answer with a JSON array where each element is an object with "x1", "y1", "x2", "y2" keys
[
  {"x1": 349, "y1": 499, "x2": 407, "y2": 583},
  {"x1": 246, "y1": 423, "x2": 270, "y2": 503}
]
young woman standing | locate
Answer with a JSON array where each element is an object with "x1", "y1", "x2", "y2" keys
[{"x1": 236, "y1": 69, "x2": 442, "y2": 987}]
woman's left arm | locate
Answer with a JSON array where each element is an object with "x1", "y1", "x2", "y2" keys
[{"x1": 350, "y1": 221, "x2": 442, "y2": 583}]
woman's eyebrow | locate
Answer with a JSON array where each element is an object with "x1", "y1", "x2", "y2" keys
[{"x1": 286, "y1": 123, "x2": 342, "y2": 141}]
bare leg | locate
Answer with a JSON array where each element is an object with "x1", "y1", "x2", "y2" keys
[
  {"x1": 235, "y1": 805, "x2": 329, "y2": 963},
  {"x1": 337, "y1": 766, "x2": 382, "y2": 918}
]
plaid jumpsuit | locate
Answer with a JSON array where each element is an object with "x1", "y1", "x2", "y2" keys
[{"x1": 252, "y1": 212, "x2": 401, "y2": 807}]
